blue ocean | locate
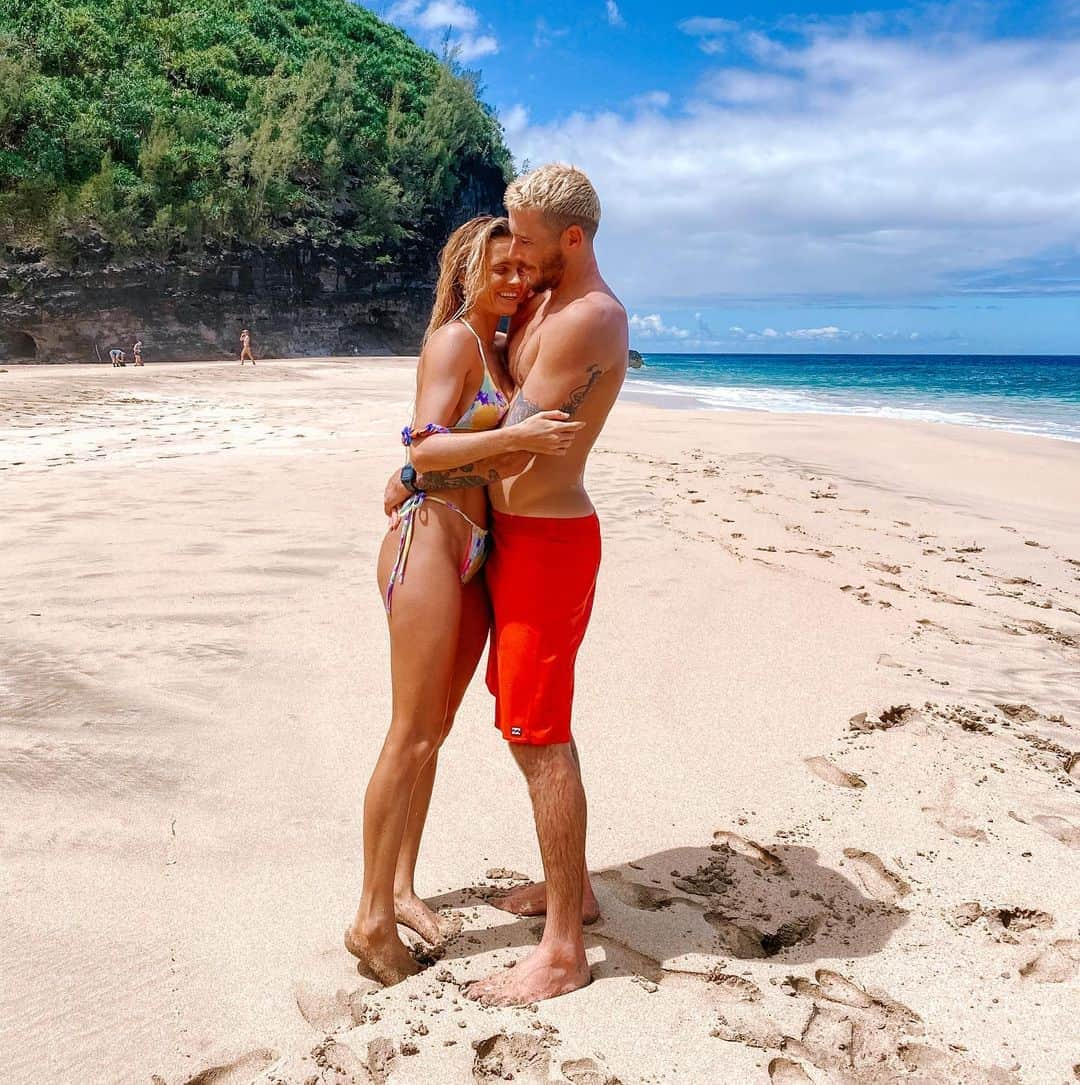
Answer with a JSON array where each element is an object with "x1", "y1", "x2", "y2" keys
[{"x1": 623, "y1": 354, "x2": 1080, "y2": 442}]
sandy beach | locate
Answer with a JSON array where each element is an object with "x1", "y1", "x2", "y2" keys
[{"x1": 1, "y1": 358, "x2": 1077, "y2": 1085}]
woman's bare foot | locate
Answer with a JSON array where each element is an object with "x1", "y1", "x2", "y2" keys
[
  {"x1": 465, "y1": 944, "x2": 591, "y2": 1006},
  {"x1": 493, "y1": 880, "x2": 601, "y2": 924},
  {"x1": 394, "y1": 892, "x2": 464, "y2": 946},
  {"x1": 344, "y1": 924, "x2": 423, "y2": 987}
]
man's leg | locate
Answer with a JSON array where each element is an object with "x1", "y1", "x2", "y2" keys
[
  {"x1": 467, "y1": 741, "x2": 591, "y2": 1006},
  {"x1": 493, "y1": 736, "x2": 599, "y2": 922}
]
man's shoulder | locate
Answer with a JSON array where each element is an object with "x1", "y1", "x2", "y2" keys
[
  {"x1": 551, "y1": 291, "x2": 626, "y2": 338},
  {"x1": 544, "y1": 292, "x2": 627, "y2": 369}
]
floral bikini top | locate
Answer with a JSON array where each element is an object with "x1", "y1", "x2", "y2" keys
[{"x1": 403, "y1": 319, "x2": 510, "y2": 445}]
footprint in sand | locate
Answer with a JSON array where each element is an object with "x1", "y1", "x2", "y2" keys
[
  {"x1": 1031, "y1": 814, "x2": 1080, "y2": 849},
  {"x1": 922, "y1": 782, "x2": 987, "y2": 842},
  {"x1": 841, "y1": 849, "x2": 912, "y2": 906},
  {"x1": 179, "y1": 1049, "x2": 278, "y2": 1085},
  {"x1": 309, "y1": 1038, "x2": 370, "y2": 1082},
  {"x1": 768, "y1": 1057, "x2": 815, "y2": 1083},
  {"x1": 866, "y1": 560, "x2": 903, "y2": 575},
  {"x1": 560, "y1": 1056, "x2": 619, "y2": 1085},
  {"x1": 805, "y1": 756, "x2": 866, "y2": 789},
  {"x1": 294, "y1": 979, "x2": 376, "y2": 1031},
  {"x1": 773, "y1": 969, "x2": 1022, "y2": 1083},
  {"x1": 366, "y1": 1037, "x2": 398, "y2": 1084},
  {"x1": 848, "y1": 704, "x2": 918, "y2": 733},
  {"x1": 1020, "y1": 939, "x2": 1080, "y2": 983},
  {"x1": 709, "y1": 972, "x2": 784, "y2": 1050},
  {"x1": 705, "y1": 912, "x2": 824, "y2": 959},
  {"x1": 953, "y1": 904, "x2": 1054, "y2": 944},
  {"x1": 840, "y1": 584, "x2": 874, "y2": 605},
  {"x1": 713, "y1": 831, "x2": 787, "y2": 874},
  {"x1": 709, "y1": 970, "x2": 764, "y2": 1003},
  {"x1": 472, "y1": 1033, "x2": 551, "y2": 1083},
  {"x1": 594, "y1": 869, "x2": 677, "y2": 910}
]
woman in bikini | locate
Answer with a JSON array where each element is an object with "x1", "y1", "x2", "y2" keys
[{"x1": 346, "y1": 215, "x2": 583, "y2": 985}]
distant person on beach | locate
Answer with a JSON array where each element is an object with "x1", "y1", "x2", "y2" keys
[
  {"x1": 370, "y1": 164, "x2": 628, "y2": 1006},
  {"x1": 132, "y1": 340, "x2": 143, "y2": 366},
  {"x1": 240, "y1": 329, "x2": 254, "y2": 364},
  {"x1": 345, "y1": 215, "x2": 582, "y2": 986},
  {"x1": 109, "y1": 348, "x2": 125, "y2": 367}
]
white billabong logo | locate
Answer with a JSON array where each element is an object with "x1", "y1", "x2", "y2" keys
[{"x1": 511, "y1": 727, "x2": 522, "y2": 737}]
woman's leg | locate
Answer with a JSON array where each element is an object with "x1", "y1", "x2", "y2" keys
[
  {"x1": 393, "y1": 577, "x2": 491, "y2": 943},
  {"x1": 346, "y1": 522, "x2": 465, "y2": 985}
]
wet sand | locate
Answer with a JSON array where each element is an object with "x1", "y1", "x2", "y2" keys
[{"x1": 1, "y1": 359, "x2": 1077, "y2": 1084}]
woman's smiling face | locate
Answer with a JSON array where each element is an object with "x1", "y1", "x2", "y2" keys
[{"x1": 480, "y1": 237, "x2": 528, "y2": 317}]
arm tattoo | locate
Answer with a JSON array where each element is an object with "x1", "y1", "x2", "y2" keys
[
  {"x1": 560, "y1": 364, "x2": 603, "y2": 415},
  {"x1": 505, "y1": 393, "x2": 543, "y2": 427},
  {"x1": 417, "y1": 462, "x2": 501, "y2": 492},
  {"x1": 504, "y1": 363, "x2": 604, "y2": 426},
  {"x1": 417, "y1": 365, "x2": 605, "y2": 493}
]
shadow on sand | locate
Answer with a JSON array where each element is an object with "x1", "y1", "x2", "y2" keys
[{"x1": 427, "y1": 838, "x2": 909, "y2": 982}]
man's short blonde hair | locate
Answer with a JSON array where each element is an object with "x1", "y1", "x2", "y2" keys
[{"x1": 504, "y1": 163, "x2": 601, "y2": 238}]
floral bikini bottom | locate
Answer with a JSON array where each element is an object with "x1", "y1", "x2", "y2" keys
[{"x1": 384, "y1": 492, "x2": 489, "y2": 613}]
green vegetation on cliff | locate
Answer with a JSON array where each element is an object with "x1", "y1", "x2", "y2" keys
[{"x1": 0, "y1": 0, "x2": 512, "y2": 265}]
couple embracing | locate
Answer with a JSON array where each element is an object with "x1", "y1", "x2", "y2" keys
[{"x1": 346, "y1": 164, "x2": 628, "y2": 1007}]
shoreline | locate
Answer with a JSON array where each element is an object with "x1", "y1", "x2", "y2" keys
[{"x1": 6, "y1": 354, "x2": 1078, "y2": 446}]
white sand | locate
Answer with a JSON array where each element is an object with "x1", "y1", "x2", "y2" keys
[{"x1": 0, "y1": 359, "x2": 1077, "y2": 1085}]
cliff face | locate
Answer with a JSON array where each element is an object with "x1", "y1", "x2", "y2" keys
[
  {"x1": 0, "y1": 239, "x2": 437, "y2": 362},
  {"x1": 0, "y1": 0, "x2": 513, "y2": 362}
]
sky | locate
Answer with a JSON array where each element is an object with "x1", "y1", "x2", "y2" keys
[{"x1": 364, "y1": 1, "x2": 1080, "y2": 353}]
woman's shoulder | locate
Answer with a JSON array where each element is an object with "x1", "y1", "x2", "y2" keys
[{"x1": 421, "y1": 322, "x2": 481, "y2": 370}]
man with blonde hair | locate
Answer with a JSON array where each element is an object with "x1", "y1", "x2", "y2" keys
[{"x1": 389, "y1": 163, "x2": 628, "y2": 1005}]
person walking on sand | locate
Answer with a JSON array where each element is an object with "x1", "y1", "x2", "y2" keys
[
  {"x1": 132, "y1": 340, "x2": 143, "y2": 366},
  {"x1": 240, "y1": 329, "x2": 255, "y2": 365},
  {"x1": 345, "y1": 215, "x2": 583, "y2": 986},
  {"x1": 383, "y1": 164, "x2": 628, "y2": 1005}
]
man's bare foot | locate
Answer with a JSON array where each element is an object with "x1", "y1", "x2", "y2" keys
[
  {"x1": 465, "y1": 945, "x2": 591, "y2": 1006},
  {"x1": 394, "y1": 892, "x2": 464, "y2": 946},
  {"x1": 344, "y1": 924, "x2": 422, "y2": 986},
  {"x1": 493, "y1": 880, "x2": 601, "y2": 924}
]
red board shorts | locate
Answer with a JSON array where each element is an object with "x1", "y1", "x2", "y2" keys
[{"x1": 485, "y1": 509, "x2": 601, "y2": 746}]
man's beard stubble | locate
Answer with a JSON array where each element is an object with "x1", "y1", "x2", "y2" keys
[{"x1": 527, "y1": 249, "x2": 566, "y2": 293}]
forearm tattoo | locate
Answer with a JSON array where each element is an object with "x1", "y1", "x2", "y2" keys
[
  {"x1": 417, "y1": 462, "x2": 501, "y2": 492},
  {"x1": 505, "y1": 393, "x2": 543, "y2": 427},
  {"x1": 504, "y1": 363, "x2": 604, "y2": 427}
]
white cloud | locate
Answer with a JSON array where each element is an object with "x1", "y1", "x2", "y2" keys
[
  {"x1": 726, "y1": 324, "x2": 929, "y2": 343},
  {"x1": 533, "y1": 16, "x2": 569, "y2": 49},
  {"x1": 501, "y1": 104, "x2": 530, "y2": 138},
  {"x1": 415, "y1": 0, "x2": 477, "y2": 30},
  {"x1": 606, "y1": 0, "x2": 625, "y2": 28},
  {"x1": 454, "y1": 33, "x2": 497, "y2": 59},
  {"x1": 629, "y1": 313, "x2": 691, "y2": 340},
  {"x1": 631, "y1": 90, "x2": 671, "y2": 110},
  {"x1": 679, "y1": 16, "x2": 739, "y2": 54},
  {"x1": 785, "y1": 325, "x2": 843, "y2": 340},
  {"x1": 385, "y1": 0, "x2": 497, "y2": 62},
  {"x1": 506, "y1": 25, "x2": 1080, "y2": 306},
  {"x1": 680, "y1": 17, "x2": 740, "y2": 34}
]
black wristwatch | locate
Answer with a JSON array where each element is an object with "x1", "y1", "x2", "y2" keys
[{"x1": 400, "y1": 463, "x2": 420, "y2": 494}]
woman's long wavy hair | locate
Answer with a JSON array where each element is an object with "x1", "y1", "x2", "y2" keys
[{"x1": 423, "y1": 215, "x2": 512, "y2": 345}]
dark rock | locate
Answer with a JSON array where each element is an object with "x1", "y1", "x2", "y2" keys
[{"x1": 0, "y1": 241, "x2": 434, "y2": 362}]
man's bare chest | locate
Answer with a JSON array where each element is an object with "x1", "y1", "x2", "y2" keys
[{"x1": 508, "y1": 311, "x2": 546, "y2": 388}]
